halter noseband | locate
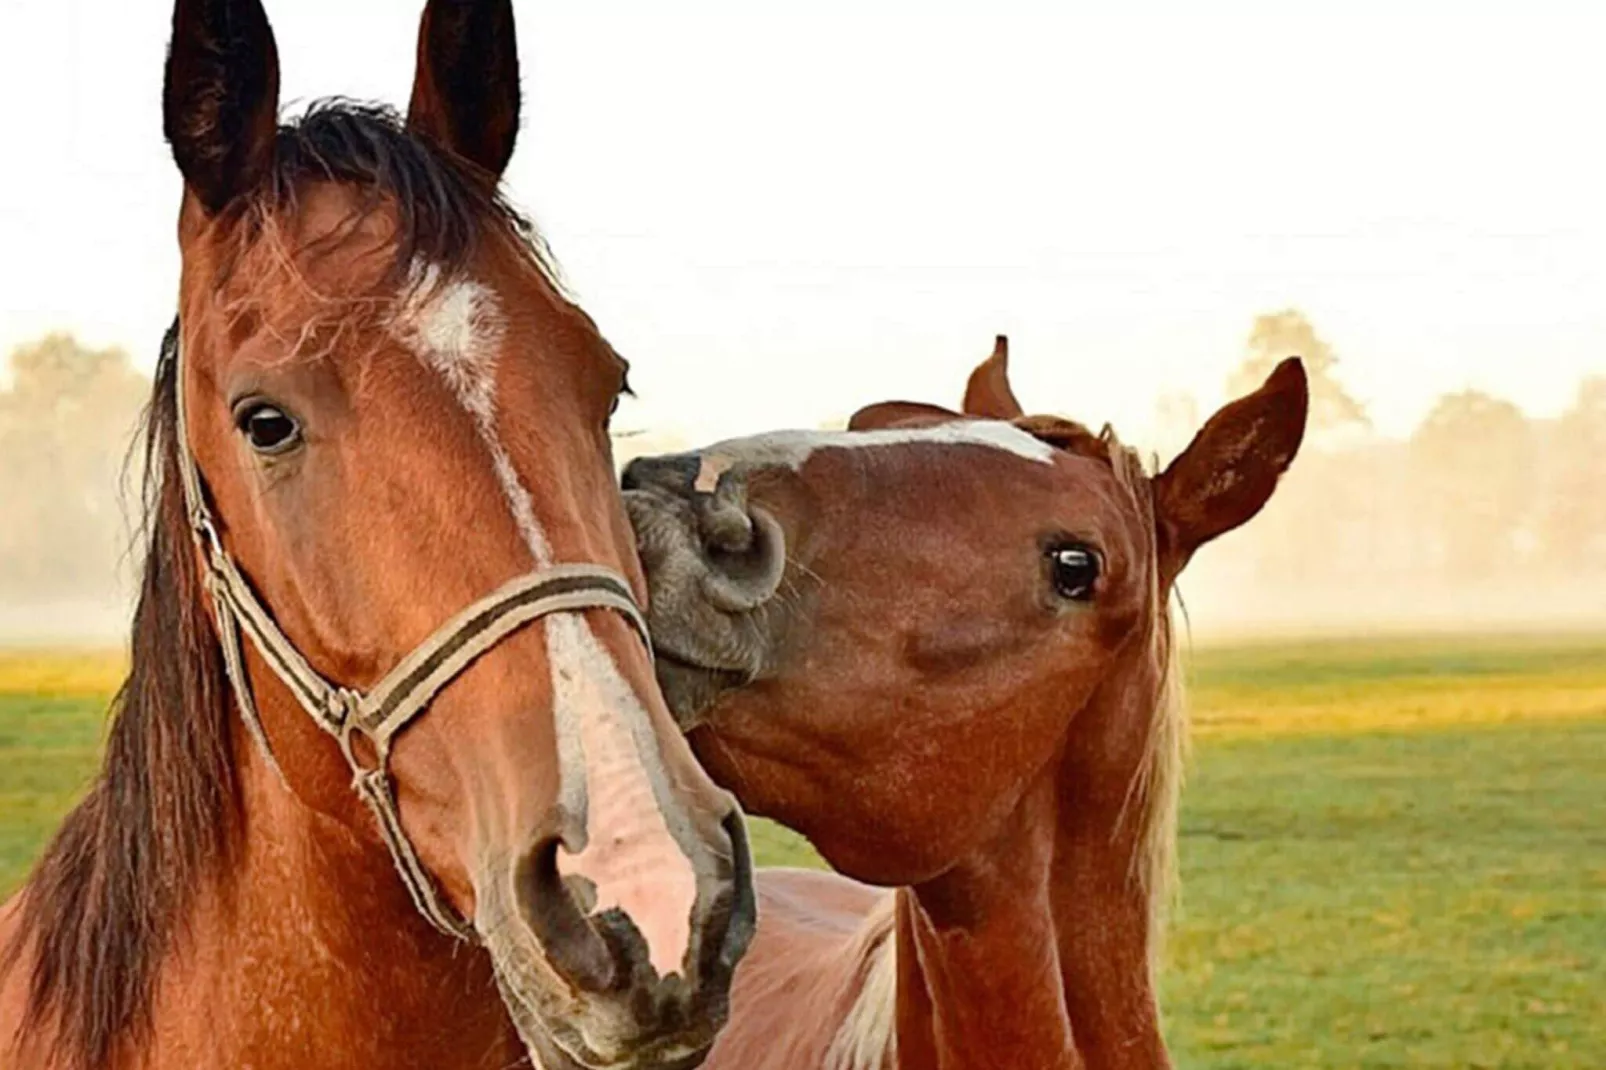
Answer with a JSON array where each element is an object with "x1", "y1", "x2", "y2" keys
[{"x1": 173, "y1": 336, "x2": 652, "y2": 941}]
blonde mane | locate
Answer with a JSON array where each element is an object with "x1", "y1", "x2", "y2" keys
[
  {"x1": 824, "y1": 893, "x2": 899, "y2": 1070},
  {"x1": 1107, "y1": 432, "x2": 1191, "y2": 986},
  {"x1": 1125, "y1": 603, "x2": 1189, "y2": 984}
]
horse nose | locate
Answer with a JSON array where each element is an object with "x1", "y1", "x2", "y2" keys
[
  {"x1": 621, "y1": 453, "x2": 700, "y2": 494},
  {"x1": 624, "y1": 454, "x2": 789, "y2": 615},
  {"x1": 687, "y1": 471, "x2": 788, "y2": 612},
  {"x1": 512, "y1": 806, "x2": 755, "y2": 997}
]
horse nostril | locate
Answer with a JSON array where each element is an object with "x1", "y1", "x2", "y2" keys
[
  {"x1": 514, "y1": 838, "x2": 618, "y2": 993},
  {"x1": 696, "y1": 495, "x2": 756, "y2": 555},
  {"x1": 695, "y1": 504, "x2": 788, "y2": 613},
  {"x1": 714, "y1": 810, "x2": 757, "y2": 974}
]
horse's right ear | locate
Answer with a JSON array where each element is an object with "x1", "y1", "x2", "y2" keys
[
  {"x1": 962, "y1": 335, "x2": 1024, "y2": 419},
  {"x1": 1153, "y1": 357, "x2": 1309, "y2": 572},
  {"x1": 163, "y1": 0, "x2": 281, "y2": 215}
]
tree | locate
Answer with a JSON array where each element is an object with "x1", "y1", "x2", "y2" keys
[
  {"x1": 1539, "y1": 376, "x2": 1606, "y2": 573},
  {"x1": 0, "y1": 333, "x2": 148, "y2": 603},
  {"x1": 1409, "y1": 389, "x2": 1536, "y2": 577},
  {"x1": 1229, "y1": 310, "x2": 1368, "y2": 434},
  {"x1": 1206, "y1": 311, "x2": 1369, "y2": 590}
]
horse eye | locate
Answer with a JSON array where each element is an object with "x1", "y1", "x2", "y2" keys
[
  {"x1": 610, "y1": 369, "x2": 634, "y2": 418},
  {"x1": 236, "y1": 403, "x2": 302, "y2": 455},
  {"x1": 1049, "y1": 545, "x2": 1100, "y2": 601}
]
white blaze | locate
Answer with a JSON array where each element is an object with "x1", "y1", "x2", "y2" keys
[
  {"x1": 394, "y1": 263, "x2": 697, "y2": 978},
  {"x1": 393, "y1": 264, "x2": 553, "y2": 563},
  {"x1": 702, "y1": 421, "x2": 1057, "y2": 471},
  {"x1": 547, "y1": 612, "x2": 698, "y2": 978}
]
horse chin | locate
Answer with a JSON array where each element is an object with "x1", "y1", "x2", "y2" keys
[
  {"x1": 481, "y1": 912, "x2": 716, "y2": 1070},
  {"x1": 490, "y1": 969, "x2": 711, "y2": 1070},
  {"x1": 653, "y1": 652, "x2": 747, "y2": 732}
]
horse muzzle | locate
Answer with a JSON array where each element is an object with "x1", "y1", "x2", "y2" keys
[{"x1": 480, "y1": 809, "x2": 755, "y2": 1070}]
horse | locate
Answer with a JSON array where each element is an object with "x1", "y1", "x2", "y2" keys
[
  {"x1": 0, "y1": 2, "x2": 753, "y2": 1067},
  {"x1": 622, "y1": 339, "x2": 1309, "y2": 1069}
]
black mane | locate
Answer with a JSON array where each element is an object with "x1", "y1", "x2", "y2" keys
[{"x1": 2, "y1": 323, "x2": 232, "y2": 1069}]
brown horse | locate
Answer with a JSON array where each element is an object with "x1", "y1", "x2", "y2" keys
[
  {"x1": 623, "y1": 340, "x2": 1309, "y2": 1069},
  {"x1": 0, "y1": 2, "x2": 752, "y2": 1068}
]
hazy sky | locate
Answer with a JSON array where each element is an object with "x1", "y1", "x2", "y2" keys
[{"x1": 3, "y1": 1, "x2": 1603, "y2": 444}]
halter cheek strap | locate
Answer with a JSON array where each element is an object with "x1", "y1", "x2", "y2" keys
[{"x1": 173, "y1": 337, "x2": 652, "y2": 941}]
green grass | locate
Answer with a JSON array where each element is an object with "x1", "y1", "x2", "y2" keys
[
  {"x1": 0, "y1": 695, "x2": 112, "y2": 888},
  {"x1": 1167, "y1": 722, "x2": 1604, "y2": 1068},
  {"x1": 1, "y1": 637, "x2": 1602, "y2": 1067}
]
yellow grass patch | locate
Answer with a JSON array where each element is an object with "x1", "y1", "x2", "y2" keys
[
  {"x1": 0, "y1": 649, "x2": 128, "y2": 698},
  {"x1": 1193, "y1": 673, "x2": 1606, "y2": 738}
]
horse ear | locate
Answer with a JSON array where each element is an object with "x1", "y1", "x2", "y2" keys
[
  {"x1": 962, "y1": 335, "x2": 1024, "y2": 419},
  {"x1": 1154, "y1": 357, "x2": 1309, "y2": 569},
  {"x1": 848, "y1": 401, "x2": 961, "y2": 431},
  {"x1": 406, "y1": 0, "x2": 521, "y2": 178},
  {"x1": 163, "y1": 0, "x2": 281, "y2": 215}
]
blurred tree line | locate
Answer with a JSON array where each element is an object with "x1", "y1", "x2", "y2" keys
[
  {"x1": 0, "y1": 323, "x2": 1601, "y2": 634},
  {"x1": 0, "y1": 333, "x2": 147, "y2": 605},
  {"x1": 1166, "y1": 310, "x2": 1606, "y2": 616}
]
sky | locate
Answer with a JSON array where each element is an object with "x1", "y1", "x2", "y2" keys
[{"x1": 3, "y1": 1, "x2": 1604, "y2": 445}]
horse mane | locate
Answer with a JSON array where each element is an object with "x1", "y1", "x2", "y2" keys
[
  {"x1": 1, "y1": 324, "x2": 236, "y2": 1070},
  {"x1": 997, "y1": 418, "x2": 1192, "y2": 982},
  {"x1": 824, "y1": 894, "x2": 899, "y2": 1070},
  {"x1": 1103, "y1": 432, "x2": 1189, "y2": 988},
  {"x1": 1, "y1": 101, "x2": 560, "y2": 1070},
  {"x1": 1127, "y1": 585, "x2": 1188, "y2": 986},
  {"x1": 1021, "y1": 419, "x2": 1189, "y2": 973}
]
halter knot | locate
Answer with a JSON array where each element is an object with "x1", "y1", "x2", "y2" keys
[{"x1": 325, "y1": 687, "x2": 360, "y2": 732}]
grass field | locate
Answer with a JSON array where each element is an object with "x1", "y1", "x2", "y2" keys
[{"x1": 1, "y1": 636, "x2": 1602, "y2": 1067}]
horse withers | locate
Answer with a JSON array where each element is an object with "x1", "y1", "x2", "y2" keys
[
  {"x1": 623, "y1": 340, "x2": 1309, "y2": 1069},
  {"x1": 0, "y1": 3, "x2": 751, "y2": 1068}
]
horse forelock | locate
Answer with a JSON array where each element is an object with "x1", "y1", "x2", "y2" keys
[
  {"x1": 196, "y1": 100, "x2": 573, "y2": 373},
  {"x1": 260, "y1": 100, "x2": 561, "y2": 293}
]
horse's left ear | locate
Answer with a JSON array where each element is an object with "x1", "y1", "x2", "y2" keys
[
  {"x1": 962, "y1": 335, "x2": 1025, "y2": 419},
  {"x1": 1154, "y1": 357, "x2": 1309, "y2": 570},
  {"x1": 848, "y1": 401, "x2": 962, "y2": 431},
  {"x1": 406, "y1": 0, "x2": 521, "y2": 178}
]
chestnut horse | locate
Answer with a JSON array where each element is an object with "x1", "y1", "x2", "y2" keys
[
  {"x1": 624, "y1": 340, "x2": 1309, "y2": 1069},
  {"x1": 0, "y1": 2, "x2": 753, "y2": 1068}
]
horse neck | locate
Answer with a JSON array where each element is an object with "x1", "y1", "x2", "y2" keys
[
  {"x1": 892, "y1": 774, "x2": 1076, "y2": 1070},
  {"x1": 153, "y1": 709, "x2": 520, "y2": 1069},
  {"x1": 1044, "y1": 640, "x2": 1176, "y2": 1070}
]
